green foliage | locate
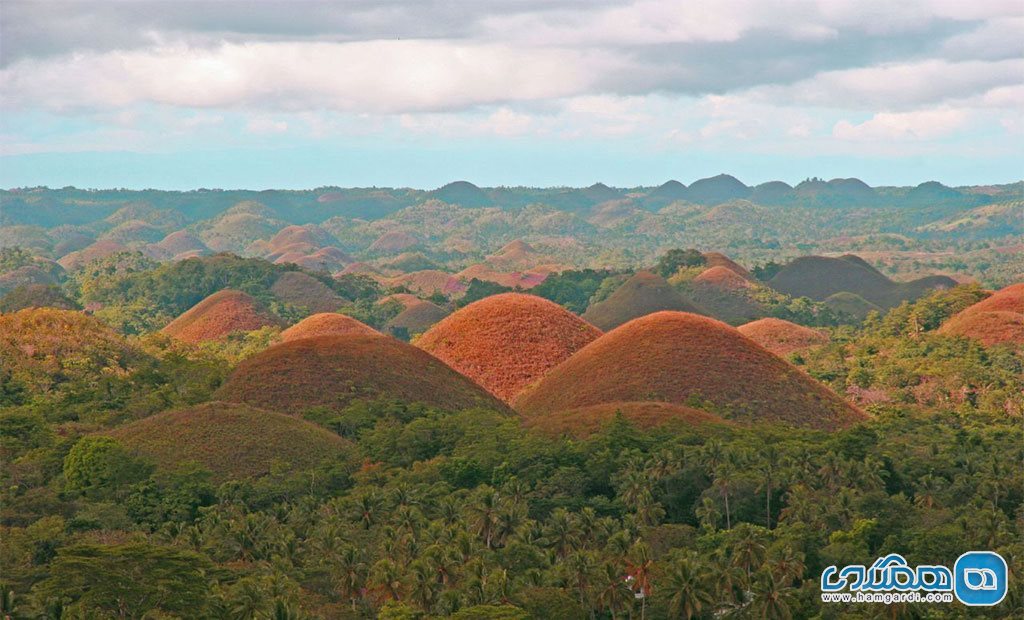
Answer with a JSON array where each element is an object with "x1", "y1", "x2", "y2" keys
[
  {"x1": 62, "y1": 436, "x2": 151, "y2": 497},
  {"x1": 531, "y1": 269, "x2": 620, "y2": 314},
  {"x1": 33, "y1": 543, "x2": 213, "y2": 617},
  {"x1": 654, "y1": 248, "x2": 706, "y2": 278},
  {"x1": 0, "y1": 246, "x2": 36, "y2": 272},
  {"x1": 457, "y1": 278, "x2": 514, "y2": 307},
  {"x1": 340, "y1": 298, "x2": 403, "y2": 329}
]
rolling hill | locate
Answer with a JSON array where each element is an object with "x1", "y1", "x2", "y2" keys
[
  {"x1": 582, "y1": 271, "x2": 704, "y2": 331},
  {"x1": 280, "y1": 313, "x2": 379, "y2": 341},
  {"x1": 161, "y1": 289, "x2": 282, "y2": 343},
  {"x1": 514, "y1": 311, "x2": 865, "y2": 430},
  {"x1": 737, "y1": 318, "x2": 828, "y2": 355}
]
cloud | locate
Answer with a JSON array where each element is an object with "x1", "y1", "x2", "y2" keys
[
  {"x1": 832, "y1": 107, "x2": 970, "y2": 141},
  {"x1": 245, "y1": 116, "x2": 288, "y2": 134}
]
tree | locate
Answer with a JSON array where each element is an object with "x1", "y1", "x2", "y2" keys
[
  {"x1": 62, "y1": 436, "x2": 151, "y2": 498},
  {"x1": 654, "y1": 248, "x2": 705, "y2": 278},
  {"x1": 33, "y1": 543, "x2": 212, "y2": 618},
  {"x1": 664, "y1": 555, "x2": 712, "y2": 620}
]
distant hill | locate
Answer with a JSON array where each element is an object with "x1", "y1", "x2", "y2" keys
[
  {"x1": 385, "y1": 300, "x2": 450, "y2": 337},
  {"x1": 769, "y1": 255, "x2": 956, "y2": 308},
  {"x1": 582, "y1": 271, "x2": 704, "y2": 330},
  {"x1": 685, "y1": 174, "x2": 751, "y2": 205},
  {"x1": 281, "y1": 312, "x2": 379, "y2": 341},
  {"x1": 428, "y1": 181, "x2": 492, "y2": 208},
  {"x1": 938, "y1": 284, "x2": 1024, "y2": 347},
  {"x1": 737, "y1": 318, "x2": 828, "y2": 356},
  {"x1": 161, "y1": 289, "x2": 282, "y2": 343},
  {"x1": 271, "y1": 271, "x2": 347, "y2": 314}
]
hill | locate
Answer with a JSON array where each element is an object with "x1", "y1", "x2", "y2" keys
[
  {"x1": 514, "y1": 311, "x2": 865, "y2": 430},
  {"x1": 57, "y1": 240, "x2": 127, "y2": 271},
  {"x1": 823, "y1": 292, "x2": 881, "y2": 321},
  {"x1": 960, "y1": 283, "x2": 1024, "y2": 315},
  {"x1": 385, "y1": 300, "x2": 450, "y2": 337},
  {"x1": 693, "y1": 266, "x2": 751, "y2": 291},
  {"x1": 522, "y1": 401, "x2": 728, "y2": 438},
  {"x1": 369, "y1": 231, "x2": 420, "y2": 253},
  {"x1": 702, "y1": 252, "x2": 753, "y2": 280},
  {"x1": 104, "y1": 402, "x2": 352, "y2": 481},
  {"x1": 215, "y1": 334, "x2": 511, "y2": 414},
  {"x1": 737, "y1": 318, "x2": 828, "y2": 355},
  {"x1": 161, "y1": 289, "x2": 282, "y2": 343},
  {"x1": 685, "y1": 174, "x2": 751, "y2": 204},
  {"x1": 769, "y1": 255, "x2": 955, "y2": 308},
  {"x1": 270, "y1": 271, "x2": 347, "y2": 314},
  {"x1": 0, "y1": 284, "x2": 80, "y2": 312},
  {"x1": 582, "y1": 271, "x2": 704, "y2": 331},
  {"x1": 145, "y1": 230, "x2": 209, "y2": 261},
  {"x1": 416, "y1": 293, "x2": 602, "y2": 402},
  {"x1": 428, "y1": 181, "x2": 492, "y2": 208},
  {"x1": 937, "y1": 283, "x2": 1024, "y2": 347},
  {"x1": 280, "y1": 313, "x2": 379, "y2": 342}
]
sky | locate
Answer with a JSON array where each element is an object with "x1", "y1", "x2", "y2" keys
[{"x1": 1, "y1": 0, "x2": 1022, "y2": 190}]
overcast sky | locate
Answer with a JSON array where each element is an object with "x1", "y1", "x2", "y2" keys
[{"x1": 1, "y1": 0, "x2": 1022, "y2": 189}]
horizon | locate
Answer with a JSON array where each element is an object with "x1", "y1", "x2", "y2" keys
[{"x1": 2, "y1": 1, "x2": 1023, "y2": 189}]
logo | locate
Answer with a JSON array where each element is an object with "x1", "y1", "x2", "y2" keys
[
  {"x1": 821, "y1": 551, "x2": 1007, "y2": 607},
  {"x1": 954, "y1": 551, "x2": 1007, "y2": 606}
]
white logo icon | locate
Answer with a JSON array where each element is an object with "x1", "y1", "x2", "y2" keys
[{"x1": 962, "y1": 568, "x2": 998, "y2": 591}]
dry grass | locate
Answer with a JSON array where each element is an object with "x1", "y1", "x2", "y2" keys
[
  {"x1": 694, "y1": 266, "x2": 752, "y2": 291},
  {"x1": 939, "y1": 311, "x2": 1024, "y2": 347},
  {"x1": 961, "y1": 283, "x2": 1024, "y2": 316},
  {"x1": 387, "y1": 270, "x2": 466, "y2": 296},
  {"x1": 582, "y1": 271, "x2": 704, "y2": 331},
  {"x1": 417, "y1": 293, "x2": 602, "y2": 402},
  {"x1": 702, "y1": 252, "x2": 753, "y2": 280},
  {"x1": 161, "y1": 289, "x2": 283, "y2": 344},
  {"x1": 57, "y1": 240, "x2": 128, "y2": 271},
  {"x1": 280, "y1": 313, "x2": 379, "y2": 341},
  {"x1": 104, "y1": 401, "x2": 352, "y2": 481},
  {"x1": 369, "y1": 231, "x2": 419, "y2": 253},
  {"x1": 523, "y1": 401, "x2": 729, "y2": 438},
  {"x1": 215, "y1": 333, "x2": 512, "y2": 414},
  {"x1": 823, "y1": 292, "x2": 880, "y2": 320},
  {"x1": 514, "y1": 311, "x2": 865, "y2": 431},
  {"x1": 737, "y1": 318, "x2": 828, "y2": 355}
]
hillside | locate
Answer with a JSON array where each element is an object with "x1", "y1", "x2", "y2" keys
[
  {"x1": 385, "y1": 300, "x2": 450, "y2": 337},
  {"x1": 161, "y1": 289, "x2": 282, "y2": 343},
  {"x1": 416, "y1": 293, "x2": 602, "y2": 402},
  {"x1": 937, "y1": 283, "x2": 1024, "y2": 347},
  {"x1": 582, "y1": 271, "x2": 704, "y2": 330},
  {"x1": 737, "y1": 318, "x2": 828, "y2": 355},
  {"x1": 215, "y1": 333, "x2": 512, "y2": 414},
  {"x1": 523, "y1": 401, "x2": 728, "y2": 438},
  {"x1": 270, "y1": 271, "x2": 347, "y2": 314},
  {"x1": 514, "y1": 311, "x2": 865, "y2": 430},
  {"x1": 104, "y1": 402, "x2": 352, "y2": 481}
]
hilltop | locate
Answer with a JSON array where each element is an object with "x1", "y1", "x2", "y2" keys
[
  {"x1": 280, "y1": 313, "x2": 379, "y2": 341},
  {"x1": 514, "y1": 311, "x2": 865, "y2": 430},
  {"x1": 417, "y1": 293, "x2": 602, "y2": 402},
  {"x1": 938, "y1": 284, "x2": 1024, "y2": 347},
  {"x1": 161, "y1": 289, "x2": 282, "y2": 343},
  {"x1": 737, "y1": 318, "x2": 828, "y2": 355}
]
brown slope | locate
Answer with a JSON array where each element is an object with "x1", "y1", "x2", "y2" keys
[
  {"x1": 280, "y1": 313, "x2": 379, "y2": 342},
  {"x1": 104, "y1": 402, "x2": 352, "y2": 481},
  {"x1": 960, "y1": 283, "x2": 1024, "y2": 316},
  {"x1": 161, "y1": 289, "x2": 283, "y2": 343},
  {"x1": 582, "y1": 271, "x2": 704, "y2": 331},
  {"x1": 938, "y1": 311, "x2": 1024, "y2": 347},
  {"x1": 271, "y1": 271, "x2": 347, "y2": 314},
  {"x1": 702, "y1": 252, "x2": 753, "y2": 280},
  {"x1": 514, "y1": 311, "x2": 864, "y2": 431},
  {"x1": 386, "y1": 300, "x2": 450, "y2": 336},
  {"x1": 737, "y1": 318, "x2": 828, "y2": 356},
  {"x1": 523, "y1": 401, "x2": 729, "y2": 439},
  {"x1": 215, "y1": 334, "x2": 512, "y2": 414},
  {"x1": 57, "y1": 240, "x2": 127, "y2": 271},
  {"x1": 694, "y1": 266, "x2": 752, "y2": 291},
  {"x1": 416, "y1": 293, "x2": 602, "y2": 402}
]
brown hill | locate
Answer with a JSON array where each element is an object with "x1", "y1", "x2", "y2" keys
[
  {"x1": 823, "y1": 292, "x2": 881, "y2": 321},
  {"x1": 388, "y1": 270, "x2": 466, "y2": 296},
  {"x1": 386, "y1": 300, "x2": 450, "y2": 337},
  {"x1": 146, "y1": 230, "x2": 209, "y2": 261},
  {"x1": 582, "y1": 271, "x2": 704, "y2": 331},
  {"x1": 416, "y1": 293, "x2": 602, "y2": 402},
  {"x1": 523, "y1": 401, "x2": 728, "y2": 438},
  {"x1": 104, "y1": 402, "x2": 352, "y2": 481},
  {"x1": 737, "y1": 318, "x2": 828, "y2": 355},
  {"x1": 939, "y1": 311, "x2": 1024, "y2": 347},
  {"x1": 267, "y1": 225, "x2": 336, "y2": 252},
  {"x1": 369, "y1": 230, "x2": 419, "y2": 253},
  {"x1": 694, "y1": 266, "x2": 752, "y2": 291},
  {"x1": 769, "y1": 255, "x2": 955, "y2": 308},
  {"x1": 280, "y1": 313, "x2": 379, "y2": 342},
  {"x1": 0, "y1": 284, "x2": 79, "y2": 312},
  {"x1": 961, "y1": 283, "x2": 1024, "y2": 316},
  {"x1": 702, "y1": 252, "x2": 753, "y2": 280},
  {"x1": 514, "y1": 311, "x2": 865, "y2": 431},
  {"x1": 378, "y1": 293, "x2": 422, "y2": 309},
  {"x1": 57, "y1": 240, "x2": 127, "y2": 271},
  {"x1": 161, "y1": 289, "x2": 282, "y2": 343},
  {"x1": 215, "y1": 334, "x2": 511, "y2": 414},
  {"x1": 270, "y1": 271, "x2": 347, "y2": 314}
]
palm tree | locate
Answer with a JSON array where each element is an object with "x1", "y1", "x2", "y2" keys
[
  {"x1": 467, "y1": 487, "x2": 501, "y2": 549},
  {"x1": 334, "y1": 545, "x2": 366, "y2": 612},
  {"x1": 695, "y1": 497, "x2": 721, "y2": 532},
  {"x1": 712, "y1": 464, "x2": 736, "y2": 529},
  {"x1": 370, "y1": 558, "x2": 403, "y2": 602},
  {"x1": 731, "y1": 525, "x2": 767, "y2": 583},
  {"x1": 626, "y1": 543, "x2": 654, "y2": 620},
  {"x1": 749, "y1": 568, "x2": 796, "y2": 619},
  {"x1": 408, "y1": 560, "x2": 438, "y2": 612},
  {"x1": 598, "y1": 562, "x2": 632, "y2": 619},
  {"x1": 353, "y1": 491, "x2": 381, "y2": 530},
  {"x1": 767, "y1": 545, "x2": 805, "y2": 586},
  {"x1": 664, "y1": 556, "x2": 713, "y2": 620},
  {"x1": 544, "y1": 508, "x2": 580, "y2": 558},
  {"x1": 756, "y1": 445, "x2": 782, "y2": 529}
]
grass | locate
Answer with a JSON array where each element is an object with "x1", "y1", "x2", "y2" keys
[
  {"x1": 514, "y1": 311, "x2": 865, "y2": 431},
  {"x1": 416, "y1": 293, "x2": 602, "y2": 402},
  {"x1": 582, "y1": 271, "x2": 703, "y2": 331},
  {"x1": 737, "y1": 318, "x2": 828, "y2": 355},
  {"x1": 280, "y1": 313, "x2": 379, "y2": 341},
  {"x1": 104, "y1": 401, "x2": 352, "y2": 481}
]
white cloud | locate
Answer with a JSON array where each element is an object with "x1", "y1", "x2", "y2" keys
[
  {"x1": 832, "y1": 108, "x2": 970, "y2": 141},
  {"x1": 245, "y1": 116, "x2": 289, "y2": 134}
]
